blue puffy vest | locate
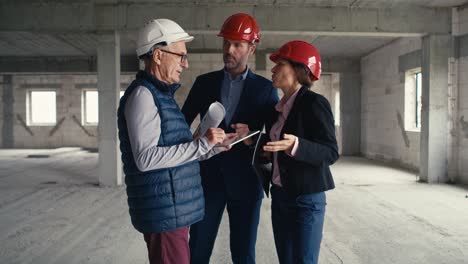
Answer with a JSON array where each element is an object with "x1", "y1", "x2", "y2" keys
[{"x1": 117, "y1": 70, "x2": 204, "y2": 234}]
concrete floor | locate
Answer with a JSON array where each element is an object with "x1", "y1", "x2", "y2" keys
[{"x1": 0, "y1": 149, "x2": 467, "y2": 264}]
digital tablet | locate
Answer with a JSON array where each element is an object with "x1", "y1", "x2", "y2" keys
[{"x1": 215, "y1": 130, "x2": 261, "y2": 147}]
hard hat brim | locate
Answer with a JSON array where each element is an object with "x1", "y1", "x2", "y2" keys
[
  {"x1": 171, "y1": 33, "x2": 194, "y2": 43},
  {"x1": 269, "y1": 53, "x2": 280, "y2": 63},
  {"x1": 136, "y1": 34, "x2": 194, "y2": 57}
]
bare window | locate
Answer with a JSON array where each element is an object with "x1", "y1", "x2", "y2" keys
[
  {"x1": 404, "y1": 68, "x2": 422, "y2": 131},
  {"x1": 82, "y1": 90, "x2": 98, "y2": 125},
  {"x1": 27, "y1": 90, "x2": 57, "y2": 126},
  {"x1": 334, "y1": 91, "x2": 340, "y2": 126},
  {"x1": 82, "y1": 90, "x2": 125, "y2": 125}
]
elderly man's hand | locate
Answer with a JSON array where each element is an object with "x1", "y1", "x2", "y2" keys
[
  {"x1": 215, "y1": 133, "x2": 238, "y2": 152},
  {"x1": 231, "y1": 123, "x2": 253, "y2": 145},
  {"x1": 193, "y1": 131, "x2": 201, "y2": 141},
  {"x1": 204, "y1": 128, "x2": 226, "y2": 145}
]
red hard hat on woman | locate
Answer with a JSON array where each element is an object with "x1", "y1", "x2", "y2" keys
[
  {"x1": 218, "y1": 13, "x2": 260, "y2": 43},
  {"x1": 270, "y1": 40, "x2": 322, "y2": 81}
]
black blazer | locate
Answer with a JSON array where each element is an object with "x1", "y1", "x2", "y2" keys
[
  {"x1": 266, "y1": 86, "x2": 339, "y2": 197},
  {"x1": 182, "y1": 69, "x2": 279, "y2": 201}
]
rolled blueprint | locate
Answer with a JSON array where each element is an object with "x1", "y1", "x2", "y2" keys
[{"x1": 194, "y1": 101, "x2": 225, "y2": 137}]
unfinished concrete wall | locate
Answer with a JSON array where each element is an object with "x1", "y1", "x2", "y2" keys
[
  {"x1": 361, "y1": 38, "x2": 422, "y2": 170},
  {"x1": 454, "y1": 7, "x2": 468, "y2": 36},
  {"x1": 449, "y1": 7, "x2": 468, "y2": 184},
  {"x1": 1, "y1": 74, "x2": 132, "y2": 149},
  {"x1": 0, "y1": 52, "x2": 341, "y2": 149},
  {"x1": 0, "y1": 76, "x2": 4, "y2": 147},
  {"x1": 457, "y1": 42, "x2": 468, "y2": 185},
  {"x1": 361, "y1": 26, "x2": 468, "y2": 184},
  {"x1": 453, "y1": 5, "x2": 468, "y2": 184},
  {"x1": 0, "y1": 53, "x2": 247, "y2": 148}
]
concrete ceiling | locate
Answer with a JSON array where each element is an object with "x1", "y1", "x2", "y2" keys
[
  {"x1": 274, "y1": 0, "x2": 467, "y2": 7},
  {"x1": 0, "y1": 31, "x2": 398, "y2": 59},
  {"x1": 1, "y1": 0, "x2": 466, "y2": 61},
  {"x1": 38, "y1": 0, "x2": 468, "y2": 8}
]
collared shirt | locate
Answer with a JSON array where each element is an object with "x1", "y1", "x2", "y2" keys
[
  {"x1": 220, "y1": 66, "x2": 249, "y2": 125},
  {"x1": 270, "y1": 88, "x2": 300, "y2": 186}
]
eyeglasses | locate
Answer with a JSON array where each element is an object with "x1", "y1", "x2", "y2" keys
[{"x1": 160, "y1": 49, "x2": 188, "y2": 63}]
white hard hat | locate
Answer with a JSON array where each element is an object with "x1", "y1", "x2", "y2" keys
[{"x1": 136, "y1": 19, "x2": 194, "y2": 57}]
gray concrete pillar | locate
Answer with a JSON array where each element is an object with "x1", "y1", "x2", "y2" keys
[
  {"x1": 420, "y1": 35, "x2": 450, "y2": 183},
  {"x1": 339, "y1": 71, "x2": 361, "y2": 155},
  {"x1": 97, "y1": 31, "x2": 122, "y2": 187},
  {"x1": 2, "y1": 75, "x2": 14, "y2": 148},
  {"x1": 255, "y1": 50, "x2": 267, "y2": 71}
]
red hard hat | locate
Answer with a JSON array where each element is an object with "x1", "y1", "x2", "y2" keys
[
  {"x1": 270, "y1": 40, "x2": 322, "y2": 81},
  {"x1": 218, "y1": 13, "x2": 260, "y2": 43}
]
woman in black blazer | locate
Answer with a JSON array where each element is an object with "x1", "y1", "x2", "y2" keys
[{"x1": 263, "y1": 40, "x2": 339, "y2": 264}]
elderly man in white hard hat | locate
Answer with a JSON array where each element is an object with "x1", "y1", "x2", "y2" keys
[{"x1": 117, "y1": 19, "x2": 232, "y2": 264}]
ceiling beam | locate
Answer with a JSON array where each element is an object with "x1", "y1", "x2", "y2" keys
[
  {"x1": 458, "y1": 1, "x2": 468, "y2": 10},
  {"x1": 0, "y1": 55, "x2": 358, "y2": 74},
  {"x1": 0, "y1": 56, "x2": 137, "y2": 73},
  {"x1": 0, "y1": 2, "x2": 451, "y2": 36},
  {"x1": 193, "y1": 30, "x2": 423, "y2": 37}
]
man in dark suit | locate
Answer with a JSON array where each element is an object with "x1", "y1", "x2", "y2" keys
[{"x1": 182, "y1": 13, "x2": 279, "y2": 264}]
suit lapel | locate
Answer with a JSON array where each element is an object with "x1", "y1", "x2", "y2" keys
[
  {"x1": 210, "y1": 70, "x2": 227, "y2": 130},
  {"x1": 212, "y1": 70, "x2": 224, "y2": 103},
  {"x1": 281, "y1": 86, "x2": 308, "y2": 134}
]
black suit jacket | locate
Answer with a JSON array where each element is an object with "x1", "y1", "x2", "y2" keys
[
  {"x1": 182, "y1": 69, "x2": 279, "y2": 201},
  {"x1": 266, "y1": 86, "x2": 339, "y2": 197}
]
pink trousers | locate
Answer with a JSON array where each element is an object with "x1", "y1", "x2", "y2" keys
[{"x1": 143, "y1": 226, "x2": 190, "y2": 264}]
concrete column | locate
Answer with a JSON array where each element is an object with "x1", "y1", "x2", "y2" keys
[
  {"x1": 97, "y1": 31, "x2": 122, "y2": 187},
  {"x1": 2, "y1": 75, "x2": 14, "y2": 148},
  {"x1": 420, "y1": 35, "x2": 450, "y2": 183},
  {"x1": 255, "y1": 50, "x2": 267, "y2": 71},
  {"x1": 339, "y1": 71, "x2": 361, "y2": 155}
]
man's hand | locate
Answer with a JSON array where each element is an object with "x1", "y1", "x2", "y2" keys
[
  {"x1": 231, "y1": 123, "x2": 253, "y2": 145},
  {"x1": 216, "y1": 133, "x2": 238, "y2": 152},
  {"x1": 193, "y1": 131, "x2": 201, "y2": 140},
  {"x1": 263, "y1": 133, "x2": 297, "y2": 153},
  {"x1": 204, "y1": 128, "x2": 226, "y2": 145}
]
